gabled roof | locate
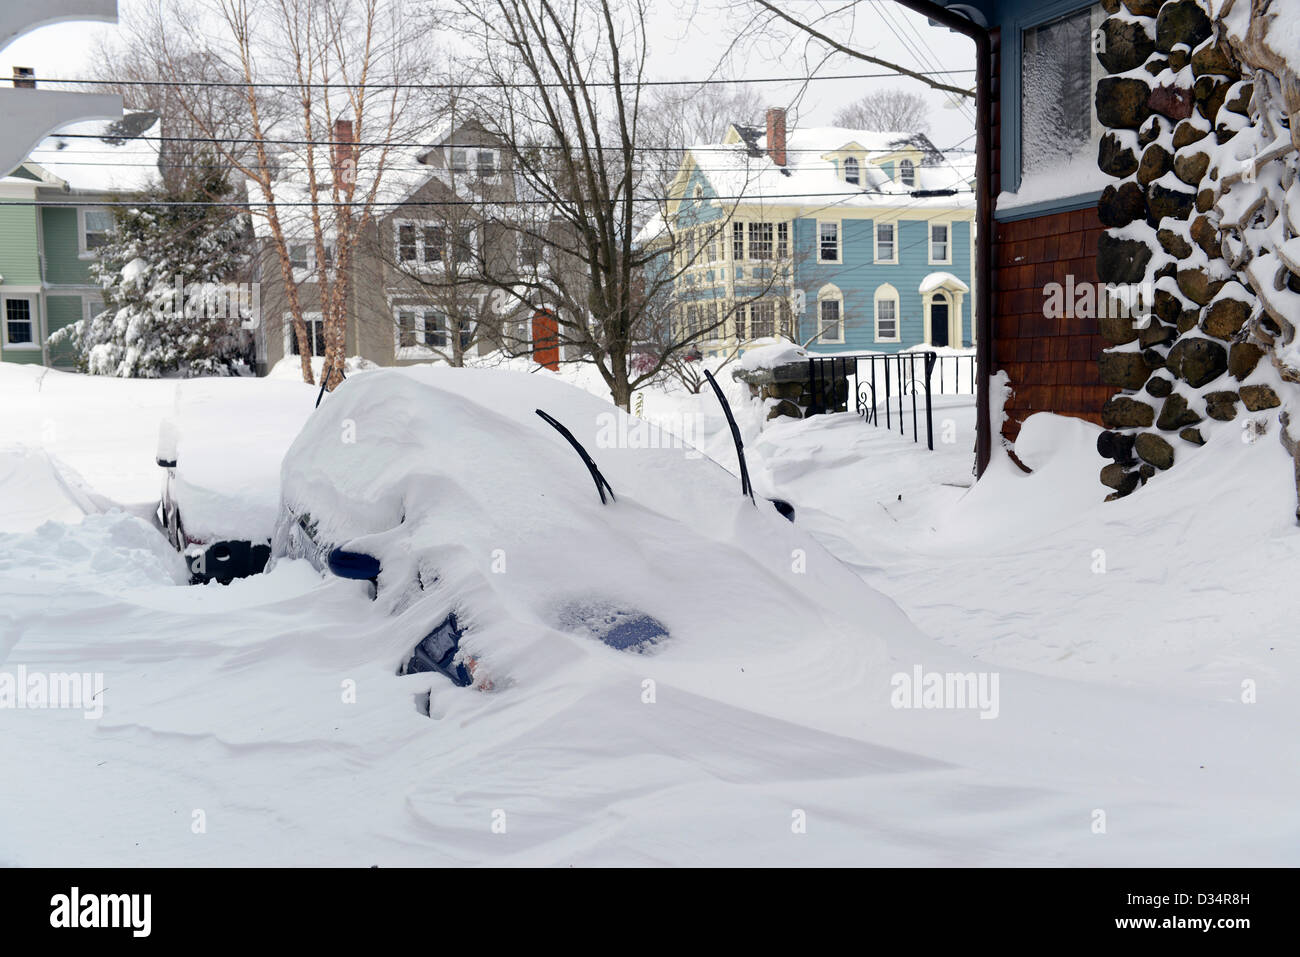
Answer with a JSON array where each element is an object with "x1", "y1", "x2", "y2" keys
[{"x1": 681, "y1": 123, "x2": 973, "y2": 213}]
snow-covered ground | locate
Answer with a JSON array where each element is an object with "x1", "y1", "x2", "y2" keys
[{"x1": 1, "y1": 360, "x2": 1296, "y2": 865}]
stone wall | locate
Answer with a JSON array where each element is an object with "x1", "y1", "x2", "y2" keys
[{"x1": 1093, "y1": 0, "x2": 1299, "y2": 513}]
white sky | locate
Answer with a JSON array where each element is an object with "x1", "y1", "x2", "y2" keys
[{"x1": 2, "y1": 0, "x2": 976, "y2": 152}]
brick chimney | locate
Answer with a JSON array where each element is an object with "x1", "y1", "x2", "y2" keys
[
  {"x1": 331, "y1": 119, "x2": 355, "y2": 186},
  {"x1": 13, "y1": 67, "x2": 35, "y2": 89},
  {"x1": 765, "y1": 107, "x2": 786, "y2": 167}
]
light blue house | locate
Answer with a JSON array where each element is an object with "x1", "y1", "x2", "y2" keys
[{"x1": 661, "y1": 108, "x2": 975, "y2": 354}]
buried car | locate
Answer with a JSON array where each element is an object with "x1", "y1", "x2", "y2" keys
[
  {"x1": 155, "y1": 378, "x2": 316, "y2": 583},
  {"x1": 271, "y1": 367, "x2": 892, "y2": 695}
]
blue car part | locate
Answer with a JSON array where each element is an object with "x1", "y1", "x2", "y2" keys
[{"x1": 402, "y1": 612, "x2": 472, "y2": 687}]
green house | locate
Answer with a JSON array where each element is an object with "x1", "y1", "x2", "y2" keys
[{"x1": 0, "y1": 115, "x2": 159, "y2": 367}]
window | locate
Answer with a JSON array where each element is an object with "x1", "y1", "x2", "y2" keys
[
  {"x1": 520, "y1": 231, "x2": 545, "y2": 270},
  {"x1": 776, "y1": 222, "x2": 789, "y2": 259},
  {"x1": 82, "y1": 209, "x2": 113, "y2": 251},
  {"x1": 476, "y1": 150, "x2": 497, "y2": 177},
  {"x1": 750, "y1": 300, "x2": 775, "y2": 339},
  {"x1": 459, "y1": 318, "x2": 474, "y2": 350},
  {"x1": 876, "y1": 222, "x2": 896, "y2": 263},
  {"x1": 694, "y1": 184, "x2": 704, "y2": 201},
  {"x1": 732, "y1": 222, "x2": 744, "y2": 261},
  {"x1": 4, "y1": 297, "x2": 35, "y2": 346},
  {"x1": 748, "y1": 222, "x2": 773, "y2": 260},
  {"x1": 818, "y1": 221, "x2": 840, "y2": 263},
  {"x1": 289, "y1": 244, "x2": 310, "y2": 270},
  {"x1": 288, "y1": 315, "x2": 326, "y2": 356},
  {"x1": 875, "y1": 284, "x2": 900, "y2": 342},
  {"x1": 1020, "y1": 5, "x2": 1103, "y2": 185},
  {"x1": 450, "y1": 149, "x2": 468, "y2": 174},
  {"x1": 685, "y1": 305, "x2": 699, "y2": 338},
  {"x1": 449, "y1": 225, "x2": 475, "y2": 269},
  {"x1": 844, "y1": 157, "x2": 860, "y2": 185},
  {"x1": 930, "y1": 223, "x2": 951, "y2": 264},
  {"x1": 423, "y1": 225, "x2": 445, "y2": 264},
  {"x1": 899, "y1": 159, "x2": 915, "y2": 187},
  {"x1": 704, "y1": 227, "x2": 717, "y2": 263},
  {"x1": 395, "y1": 306, "x2": 448, "y2": 354},
  {"x1": 817, "y1": 286, "x2": 843, "y2": 344},
  {"x1": 398, "y1": 224, "x2": 417, "y2": 262}
]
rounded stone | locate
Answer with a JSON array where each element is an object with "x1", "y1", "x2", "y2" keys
[
  {"x1": 1167, "y1": 336, "x2": 1228, "y2": 387},
  {"x1": 1179, "y1": 426, "x2": 1206, "y2": 445},
  {"x1": 1191, "y1": 40, "x2": 1239, "y2": 78},
  {"x1": 1173, "y1": 150, "x2": 1210, "y2": 186},
  {"x1": 1098, "y1": 17, "x2": 1156, "y2": 74},
  {"x1": 1146, "y1": 375, "x2": 1174, "y2": 397},
  {"x1": 1240, "y1": 384, "x2": 1281, "y2": 410},
  {"x1": 1157, "y1": 393, "x2": 1204, "y2": 430},
  {"x1": 1189, "y1": 214, "x2": 1220, "y2": 257},
  {"x1": 1098, "y1": 132, "x2": 1140, "y2": 178},
  {"x1": 1203, "y1": 390, "x2": 1240, "y2": 420},
  {"x1": 1097, "y1": 233, "x2": 1154, "y2": 285},
  {"x1": 1176, "y1": 269, "x2": 1225, "y2": 306},
  {"x1": 1155, "y1": 1, "x2": 1212, "y2": 55},
  {"x1": 1099, "y1": 350, "x2": 1154, "y2": 390},
  {"x1": 1097, "y1": 430, "x2": 1136, "y2": 462},
  {"x1": 1157, "y1": 227, "x2": 1193, "y2": 259},
  {"x1": 1100, "y1": 313, "x2": 1140, "y2": 345},
  {"x1": 1135, "y1": 431, "x2": 1175, "y2": 469},
  {"x1": 1101, "y1": 462, "x2": 1141, "y2": 494},
  {"x1": 1172, "y1": 120, "x2": 1209, "y2": 149},
  {"x1": 1201, "y1": 297, "x2": 1251, "y2": 338},
  {"x1": 1228, "y1": 341, "x2": 1265, "y2": 379},
  {"x1": 1097, "y1": 76, "x2": 1153, "y2": 129},
  {"x1": 1099, "y1": 182, "x2": 1149, "y2": 227},
  {"x1": 1137, "y1": 143, "x2": 1172, "y2": 185},
  {"x1": 1102, "y1": 394, "x2": 1157, "y2": 429},
  {"x1": 1148, "y1": 182, "x2": 1196, "y2": 222}
]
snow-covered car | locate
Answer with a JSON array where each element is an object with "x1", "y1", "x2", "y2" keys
[
  {"x1": 156, "y1": 379, "x2": 315, "y2": 583},
  {"x1": 272, "y1": 367, "x2": 887, "y2": 695}
]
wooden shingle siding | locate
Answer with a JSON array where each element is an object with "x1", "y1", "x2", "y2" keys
[{"x1": 992, "y1": 208, "x2": 1112, "y2": 442}]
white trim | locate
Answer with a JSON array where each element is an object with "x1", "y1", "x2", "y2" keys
[
  {"x1": 898, "y1": 158, "x2": 916, "y2": 187},
  {"x1": 1, "y1": 291, "x2": 42, "y2": 350},
  {"x1": 816, "y1": 283, "x2": 844, "y2": 345},
  {"x1": 928, "y1": 220, "x2": 952, "y2": 266},
  {"x1": 77, "y1": 206, "x2": 113, "y2": 259},
  {"x1": 816, "y1": 219, "x2": 842, "y2": 265},
  {"x1": 392, "y1": 302, "x2": 451, "y2": 359},
  {"x1": 873, "y1": 221, "x2": 898, "y2": 265},
  {"x1": 922, "y1": 289, "x2": 963, "y2": 348},
  {"x1": 874, "y1": 283, "x2": 901, "y2": 343},
  {"x1": 283, "y1": 311, "x2": 325, "y2": 358}
]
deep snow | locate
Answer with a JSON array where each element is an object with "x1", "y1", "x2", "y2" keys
[{"x1": 1, "y1": 361, "x2": 1297, "y2": 865}]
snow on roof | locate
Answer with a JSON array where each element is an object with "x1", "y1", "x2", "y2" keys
[
  {"x1": 919, "y1": 271, "x2": 970, "y2": 295},
  {"x1": 24, "y1": 115, "x2": 162, "y2": 195},
  {"x1": 688, "y1": 124, "x2": 975, "y2": 211}
]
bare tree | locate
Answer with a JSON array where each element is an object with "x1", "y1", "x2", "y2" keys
[
  {"x1": 146, "y1": 0, "x2": 431, "y2": 388},
  {"x1": 832, "y1": 88, "x2": 931, "y2": 133}
]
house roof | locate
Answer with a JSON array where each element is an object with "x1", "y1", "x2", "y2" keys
[
  {"x1": 21, "y1": 113, "x2": 161, "y2": 195},
  {"x1": 681, "y1": 124, "x2": 975, "y2": 213}
]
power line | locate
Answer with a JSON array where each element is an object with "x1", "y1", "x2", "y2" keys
[
  {"x1": 22, "y1": 67, "x2": 974, "y2": 92},
  {"x1": 34, "y1": 132, "x2": 976, "y2": 154}
]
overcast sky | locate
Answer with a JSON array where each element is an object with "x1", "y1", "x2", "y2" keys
[{"x1": 3, "y1": 0, "x2": 975, "y2": 151}]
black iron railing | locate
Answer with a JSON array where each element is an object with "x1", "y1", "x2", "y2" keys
[{"x1": 805, "y1": 352, "x2": 976, "y2": 451}]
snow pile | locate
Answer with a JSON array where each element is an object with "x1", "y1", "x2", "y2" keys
[
  {"x1": 0, "y1": 446, "x2": 103, "y2": 533},
  {"x1": 736, "y1": 340, "x2": 808, "y2": 371}
]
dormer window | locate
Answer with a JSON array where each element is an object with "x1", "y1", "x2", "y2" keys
[
  {"x1": 694, "y1": 184, "x2": 704, "y2": 200},
  {"x1": 844, "y1": 157, "x2": 860, "y2": 185},
  {"x1": 899, "y1": 159, "x2": 916, "y2": 187}
]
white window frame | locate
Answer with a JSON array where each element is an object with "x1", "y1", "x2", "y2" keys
[
  {"x1": 874, "y1": 221, "x2": 897, "y2": 264},
  {"x1": 874, "y1": 283, "x2": 901, "y2": 343},
  {"x1": 392, "y1": 304, "x2": 450, "y2": 359},
  {"x1": 1, "y1": 290, "x2": 41, "y2": 351},
  {"x1": 844, "y1": 156, "x2": 861, "y2": 185},
  {"x1": 817, "y1": 219, "x2": 841, "y2": 264},
  {"x1": 78, "y1": 207, "x2": 113, "y2": 259},
  {"x1": 928, "y1": 221, "x2": 952, "y2": 266},
  {"x1": 898, "y1": 158, "x2": 916, "y2": 187},
  {"x1": 283, "y1": 311, "x2": 326, "y2": 357},
  {"x1": 394, "y1": 219, "x2": 476, "y2": 271},
  {"x1": 817, "y1": 284, "x2": 844, "y2": 345}
]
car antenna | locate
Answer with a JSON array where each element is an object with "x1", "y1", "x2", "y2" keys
[{"x1": 535, "y1": 409, "x2": 616, "y2": 504}]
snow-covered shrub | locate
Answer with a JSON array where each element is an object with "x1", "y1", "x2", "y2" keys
[{"x1": 49, "y1": 158, "x2": 254, "y2": 378}]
